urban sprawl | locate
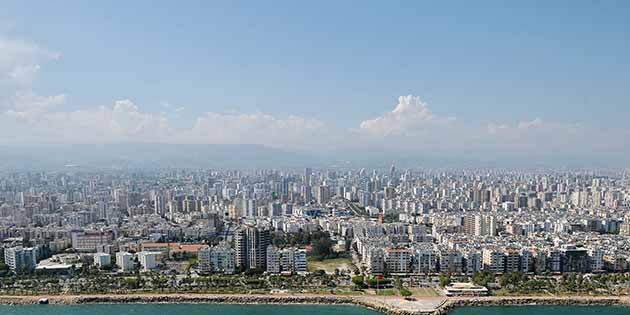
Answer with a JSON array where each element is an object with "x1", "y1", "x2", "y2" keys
[{"x1": 1, "y1": 167, "x2": 629, "y2": 296}]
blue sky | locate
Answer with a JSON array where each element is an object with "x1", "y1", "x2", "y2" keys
[{"x1": 1, "y1": 1, "x2": 629, "y2": 164}]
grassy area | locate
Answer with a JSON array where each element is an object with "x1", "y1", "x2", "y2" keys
[
  {"x1": 408, "y1": 287, "x2": 440, "y2": 297},
  {"x1": 365, "y1": 289, "x2": 396, "y2": 296},
  {"x1": 307, "y1": 257, "x2": 354, "y2": 273},
  {"x1": 333, "y1": 288, "x2": 365, "y2": 296},
  {"x1": 376, "y1": 289, "x2": 396, "y2": 296},
  {"x1": 305, "y1": 288, "x2": 365, "y2": 296},
  {"x1": 491, "y1": 289, "x2": 555, "y2": 297}
]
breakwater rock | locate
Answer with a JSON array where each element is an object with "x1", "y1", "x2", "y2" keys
[
  {"x1": 0, "y1": 294, "x2": 628, "y2": 315},
  {"x1": 0, "y1": 294, "x2": 417, "y2": 315},
  {"x1": 437, "y1": 296, "x2": 630, "y2": 314}
]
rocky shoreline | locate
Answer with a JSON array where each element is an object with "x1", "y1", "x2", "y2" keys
[
  {"x1": 436, "y1": 296, "x2": 630, "y2": 315},
  {"x1": 0, "y1": 294, "x2": 628, "y2": 315},
  {"x1": 0, "y1": 294, "x2": 419, "y2": 314}
]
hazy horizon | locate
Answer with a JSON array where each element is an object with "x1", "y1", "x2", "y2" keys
[{"x1": 0, "y1": 142, "x2": 627, "y2": 170}]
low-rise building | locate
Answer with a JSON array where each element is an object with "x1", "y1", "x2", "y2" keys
[{"x1": 444, "y1": 282, "x2": 489, "y2": 296}]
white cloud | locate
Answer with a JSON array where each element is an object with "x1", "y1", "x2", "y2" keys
[
  {"x1": 13, "y1": 92, "x2": 66, "y2": 110},
  {"x1": 1, "y1": 97, "x2": 328, "y2": 148},
  {"x1": 186, "y1": 112, "x2": 327, "y2": 149},
  {"x1": 359, "y1": 95, "x2": 454, "y2": 136},
  {"x1": 52, "y1": 100, "x2": 171, "y2": 141},
  {"x1": 1, "y1": 99, "x2": 173, "y2": 144},
  {"x1": 0, "y1": 34, "x2": 329, "y2": 148},
  {"x1": 479, "y1": 118, "x2": 617, "y2": 162},
  {"x1": 487, "y1": 118, "x2": 577, "y2": 137},
  {"x1": 0, "y1": 34, "x2": 628, "y2": 164},
  {"x1": 0, "y1": 38, "x2": 60, "y2": 87},
  {"x1": 0, "y1": 37, "x2": 64, "y2": 117},
  {"x1": 517, "y1": 118, "x2": 543, "y2": 129}
]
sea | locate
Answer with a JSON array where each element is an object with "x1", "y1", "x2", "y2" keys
[{"x1": 0, "y1": 304, "x2": 628, "y2": 315}]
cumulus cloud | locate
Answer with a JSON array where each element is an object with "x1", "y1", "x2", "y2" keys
[
  {"x1": 1, "y1": 35, "x2": 629, "y2": 165},
  {"x1": 359, "y1": 95, "x2": 454, "y2": 136}
]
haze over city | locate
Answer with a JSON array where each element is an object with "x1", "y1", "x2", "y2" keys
[{"x1": 1, "y1": 1, "x2": 629, "y2": 168}]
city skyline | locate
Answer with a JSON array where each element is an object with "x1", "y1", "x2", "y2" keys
[
  {"x1": 1, "y1": 1, "x2": 630, "y2": 166},
  {"x1": 2, "y1": 1, "x2": 630, "y2": 312},
  {"x1": 0, "y1": 166, "x2": 628, "y2": 299}
]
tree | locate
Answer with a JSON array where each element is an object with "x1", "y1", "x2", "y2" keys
[
  {"x1": 186, "y1": 258, "x2": 198, "y2": 272},
  {"x1": 400, "y1": 288, "x2": 413, "y2": 297},
  {"x1": 0, "y1": 262, "x2": 9, "y2": 277},
  {"x1": 367, "y1": 277, "x2": 391, "y2": 288},
  {"x1": 311, "y1": 233, "x2": 335, "y2": 260},
  {"x1": 472, "y1": 271, "x2": 494, "y2": 288},
  {"x1": 439, "y1": 275, "x2": 451, "y2": 287},
  {"x1": 352, "y1": 276, "x2": 365, "y2": 289}
]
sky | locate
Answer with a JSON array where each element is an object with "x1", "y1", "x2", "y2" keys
[{"x1": 0, "y1": 1, "x2": 629, "y2": 166}]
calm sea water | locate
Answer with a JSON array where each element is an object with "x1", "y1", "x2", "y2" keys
[
  {"x1": 450, "y1": 305, "x2": 629, "y2": 315},
  {"x1": 0, "y1": 304, "x2": 383, "y2": 315}
]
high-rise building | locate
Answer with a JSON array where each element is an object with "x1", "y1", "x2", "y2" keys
[
  {"x1": 282, "y1": 203, "x2": 293, "y2": 216},
  {"x1": 520, "y1": 249, "x2": 533, "y2": 273},
  {"x1": 464, "y1": 251, "x2": 482, "y2": 276},
  {"x1": 94, "y1": 252, "x2": 111, "y2": 268},
  {"x1": 316, "y1": 185, "x2": 331, "y2": 205},
  {"x1": 269, "y1": 202, "x2": 282, "y2": 217},
  {"x1": 199, "y1": 245, "x2": 235, "y2": 275},
  {"x1": 293, "y1": 249, "x2": 307, "y2": 273},
  {"x1": 234, "y1": 226, "x2": 271, "y2": 271},
  {"x1": 267, "y1": 247, "x2": 307, "y2": 274},
  {"x1": 304, "y1": 168, "x2": 312, "y2": 185},
  {"x1": 116, "y1": 252, "x2": 134, "y2": 272},
  {"x1": 589, "y1": 248, "x2": 604, "y2": 272},
  {"x1": 301, "y1": 185, "x2": 312, "y2": 204},
  {"x1": 482, "y1": 248, "x2": 505, "y2": 273},
  {"x1": 266, "y1": 246, "x2": 281, "y2": 273},
  {"x1": 414, "y1": 248, "x2": 438, "y2": 274},
  {"x1": 385, "y1": 248, "x2": 412, "y2": 274},
  {"x1": 4, "y1": 246, "x2": 38, "y2": 273},
  {"x1": 154, "y1": 194, "x2": 165, "y2": 216},
  {"x1": 138, "y1": 251, "x2": 159, "y2": 271},
  {"x1": 473, "y1": 215, "x2": 496, "y2": 236},
  {"x1": 504, "y1": 248, "x2": 520, "y2": 273}
]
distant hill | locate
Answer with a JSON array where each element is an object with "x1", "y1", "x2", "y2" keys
[
  {"x1": 0, "y1": 143, "x2": 315, "y2": 170},
  {"x1": 0, "y1": 143, "x2": 623, "y2": 170}
]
